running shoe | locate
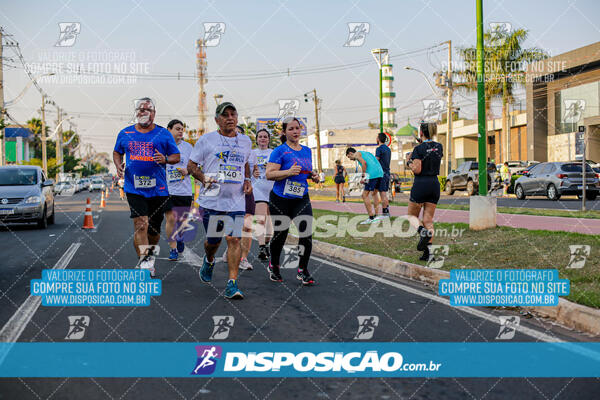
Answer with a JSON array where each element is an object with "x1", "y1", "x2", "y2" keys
[
  {"x1": 417, "y1": 226, "x2": 430, "y2": 251},
  {"x1": 379, "y1": 213, "x2": 390, "y2": 219},
  {"x1": 224, "y1": 279, "x2": 244, "y2": 299},
  {"x1": 139, "y1": 247, "x2": 156, "y2": 278},
  {"x1": 265, "y1": 244, "x2": 271, "y2": 258},
  {"x1": 239, "y1": 258, "x2": 253, "y2": 270},
  {"x1": 419, "y1": 245, "x2": 431, "y2": 261},
  {"x1": 169, "y1": 248, "x2": 178, "y2": 261},
  {"x1": 199, "y1": 255, "x2": 215, "y2": 283},
  {"x1": 258, "y1": 245, "x2": 268, "y2": 261},
  {"x1": 359, "y1": 216, "x2": 377, "y2": 225},
  {"x1": 176, "y1": 240, "x2": 185, "y2": 253},
  {"x1": 267, "y1": 261, "x2": 283, "y2": 282},
  {"x1": 296, "y1": 269, "x2": 315, "y2": 286},
  {"x1": 336, "y1": 199, "x2": 340, "y2": 203},
  {"x1": 221, "y1": 249, "x2": 228, "y2": 264},
  {"x1": 342, "y1": 196, "x2": 346, "y2": 203}
]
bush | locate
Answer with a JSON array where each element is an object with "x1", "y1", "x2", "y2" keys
[
  {"x1": 509, "y1": 174, "x2": 522, "y2": 194},
  {"x1": 438, "y1": 176, "x2": 447, "y2": 191}
]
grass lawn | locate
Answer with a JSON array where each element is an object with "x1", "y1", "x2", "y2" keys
[
  {"x1": 310, "y1": 208, "x2": 600, "y2": 309},
  {"x1": 310, "y1": 193, "x2": 600, "y2": 219}
]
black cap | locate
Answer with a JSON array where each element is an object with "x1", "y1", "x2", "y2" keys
[{"x1": 215, "y1": 102, "x2": 236, "y2": 117}]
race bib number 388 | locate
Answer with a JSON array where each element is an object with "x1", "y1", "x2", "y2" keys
[{"x1": 134, "y1": 175, "x2": 156, "y2": 189}]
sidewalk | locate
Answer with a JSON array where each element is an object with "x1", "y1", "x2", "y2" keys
[{"x1": 311, "y1": 200, "x2": 600, "y2": 235}]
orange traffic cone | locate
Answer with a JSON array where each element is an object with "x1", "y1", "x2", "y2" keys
[
  {"x1": 83, "y1": 198, "x2": 95, "y2": 229},
  {"x1": 99, "y1": 191, "x2": 106, "y2": 208}
]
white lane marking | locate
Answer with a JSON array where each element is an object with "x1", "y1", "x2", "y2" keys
[
  {"x1": 0, "y1": 242, "x2": 81, "y2": 343},
  {"x1": 311, "y1": 255, "x2": 561, "y2": 343}
]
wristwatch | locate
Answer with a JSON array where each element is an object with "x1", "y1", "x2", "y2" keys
[{"x1": 244, "y1": 177, "x2": 252, "y2": 182}]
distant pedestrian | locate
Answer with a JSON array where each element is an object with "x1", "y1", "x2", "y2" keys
[
  {"x1": 334, "y1": 160, "x2": 347, "y2": 203},
  {"x1": 375, "y1": 133, "x2": 391, "y2": 218},
  {"x1": 500, "y1": 161, "x2": 511, "y2": 197},
  {"x1": 345, "y1": 147, "x2": 384, "y2": 224},
  {"x1": 318, "y1": 170, "x2": 325, "y2": 189}
]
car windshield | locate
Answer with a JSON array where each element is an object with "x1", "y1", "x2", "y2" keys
[
  {"x1": 0, "y1": 169, "x2": 38, "y2": 186},
  {"x1": 93, "y1": 179, "x2": 103, "y2": 183},
  {"x1": 561, "y1": 163, "x2": 593, "y2": 172}
]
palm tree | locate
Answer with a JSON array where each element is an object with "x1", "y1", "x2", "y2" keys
[{"x1": 453, "y1": 28, "x2": 548, "y2": 161}]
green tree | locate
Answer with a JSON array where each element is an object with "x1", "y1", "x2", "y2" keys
[{"x1": 452, "y1": 28, "x2": 548, "y2": 159}]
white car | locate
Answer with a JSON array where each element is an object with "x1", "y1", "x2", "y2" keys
[{"x1": 88, "y1": 178, "x2": 105, "y2": 192}]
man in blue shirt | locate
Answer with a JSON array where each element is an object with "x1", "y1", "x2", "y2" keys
[
  {"x1": 346, "y1": 146, "x2": 383, "y2": 224},
  {"x1": 375, "y1": 133, "x2": 392, "y2": 218},
  {"x1": 113, "y1": 98, "x2": 180, "y2": 276}
]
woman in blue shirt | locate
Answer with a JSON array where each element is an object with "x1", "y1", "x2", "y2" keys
[{"x1": 266, "y1": 118, "x2": 319, "y2": 285}]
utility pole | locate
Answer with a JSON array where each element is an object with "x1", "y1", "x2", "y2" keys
[
  {"x1": 56, "y1": 107, "x2": 64, "y2": 174},
  {"x1": 441, "y1": 40, "x2": 453, "y2": 176},
  {"x1": 0, "y1": 28, "x2": 5, "y2": 166},
  {"x1": 313, "y1": 89, "x2": 323, "y2": 172},
  {"x1": 476, "y1": 0, "x2": 488, "y2": 196},
  {"x1": 196, "y1": 39, "x2": 207, "y2": 136},
  {"x1": 41, "y1": 95, "x2": 47, "y2": 176}
]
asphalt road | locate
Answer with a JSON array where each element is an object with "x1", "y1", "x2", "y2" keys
[{"x1": 0, "y1": 190, "x2": 598, "y2": 399}]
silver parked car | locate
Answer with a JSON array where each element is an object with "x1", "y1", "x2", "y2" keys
[
  {"x1": 514, "y1": 162, "x2": 599, "y2": 201},
  {"x1": 0, "y1": 166, "x2": 56, "y2": 228}
]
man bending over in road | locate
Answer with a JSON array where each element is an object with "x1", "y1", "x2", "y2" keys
[
  {"x1": 113, "y1": 98, "x2": 180, "y2": 276},
  {"x1": 345, "y1": 147, "x2": 384, "y2": 224}
]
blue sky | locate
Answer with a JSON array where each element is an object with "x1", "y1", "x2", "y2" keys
[{"x1": 2, "y1": 0, "x2": 599, "y2": 155}]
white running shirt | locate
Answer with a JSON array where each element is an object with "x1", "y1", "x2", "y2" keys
[
  {"x1": 166, "y1": 140, "x2": 193, "y2": 196},
  {"x1": 189, "y1": 130, "x2": 252, "y2": 212},
  {"x1": 250, "y1": 148, "x2": 274, "y2": 202}
]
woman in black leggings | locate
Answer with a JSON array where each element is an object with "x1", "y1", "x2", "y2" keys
[
  {"x1": 266, "y1": 118, "x2": 319, "y2": 285},
  {"x1": 407, "y1": 122, "x2": 443, "y2": 261}
]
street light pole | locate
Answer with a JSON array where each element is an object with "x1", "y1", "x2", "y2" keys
[
  {"x1": 313, "y1": 88, "x2": 322, "y2": 173},
  {"x1": 41, "y1": 95, "x2": 47, "y2": 176},
  {"x1": 476, "y1": 0, "x2": 488, "y2": 196},
  {"x1": 441, "y1": 40, "x2": 453, "y2": 176},
  {"x1": 371, "y1": 49, "x2": 388, "y2": 134}
]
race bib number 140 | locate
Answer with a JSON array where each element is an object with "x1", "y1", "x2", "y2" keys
[{"x1": 218, "y1": 164, "x2": 243, "y2": 183}]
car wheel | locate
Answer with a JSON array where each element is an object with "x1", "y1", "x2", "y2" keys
[
  {"x1": 586, "y1": 192, "x2": 598, "y2": 201},
  {"x1": 48, "y1": 203, "x2": 55, "y2": 225},
  {"x1": 515, "y1": 184, "x2": 525, "y2": 200},
  {"x1": 37, "y1": 206, "x2": 48, "y2": 229},
  {"x1": 444, "y1": 181, "x2": 454, "y2": 195},
  {"x1": 546, "y1": 184, "x2": 560, "y2": 201},
  {"x1": 466, "y1": 180, "x2": 475, "y2": 196}
]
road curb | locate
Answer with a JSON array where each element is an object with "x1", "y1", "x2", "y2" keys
[{"x1": 289, "y1": 236, "x2": 600, "y2": 337}]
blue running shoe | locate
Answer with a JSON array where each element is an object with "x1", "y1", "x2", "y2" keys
[
  {"x1": 224, "y1": 279, "x2": 244, "y2": 299},
  {"x1": 200, "y1": 255, "x2": 215, "y2": 283},
  {"x1": 169, "y1": 248, "x2": 178, "y2": 261},
  {"x1": 176, "y1": 240, "x2": 185, "y2": 253}
]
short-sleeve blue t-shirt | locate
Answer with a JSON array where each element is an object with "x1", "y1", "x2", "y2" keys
[
  {"x1": 113, "y1": 124, "x2": 180, "y2": 197},
  {"x1": 269, "y1": 143, "x2": 313, "y2": 199}
]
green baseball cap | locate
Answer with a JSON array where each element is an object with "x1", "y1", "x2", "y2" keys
[{"x1": 215, "y1": 102, "x2": 237, "y2": 117}]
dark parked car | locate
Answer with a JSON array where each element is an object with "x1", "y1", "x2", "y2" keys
[
  {"x1": 0, "y1": 166, "x2": 55, "y2": 228},
  {"x1": 444, "y1": 161, "x2": 498, "y2": 195},
  {"x1": 514, "y1": 162, "x2": 599, "y2": 200}
]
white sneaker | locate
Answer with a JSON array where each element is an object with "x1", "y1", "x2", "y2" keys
[
  {"x1": 239, "y1": 258, "x2": 253, "y2": 270},
  {"x1": 359, "y1": 217, "x2": 377, "y2": 225},
  {"x1": 378, "y1": 214, "x2": 390, "y2": 219},
  {"x1": 221, "y1": 249, "x2": 228, "y2": 263},
  {"x1": 139, "y1": 255, "x2": 156, "y2": 277}
]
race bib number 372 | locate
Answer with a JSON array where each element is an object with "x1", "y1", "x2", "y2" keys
[{"x1": 134, "y1": 175, "x2": 156, "y2": 189}]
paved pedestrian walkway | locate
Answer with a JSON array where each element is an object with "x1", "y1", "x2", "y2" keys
[{"x1": 312, "y1": 200, "x2": 600, "y2": 235}]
